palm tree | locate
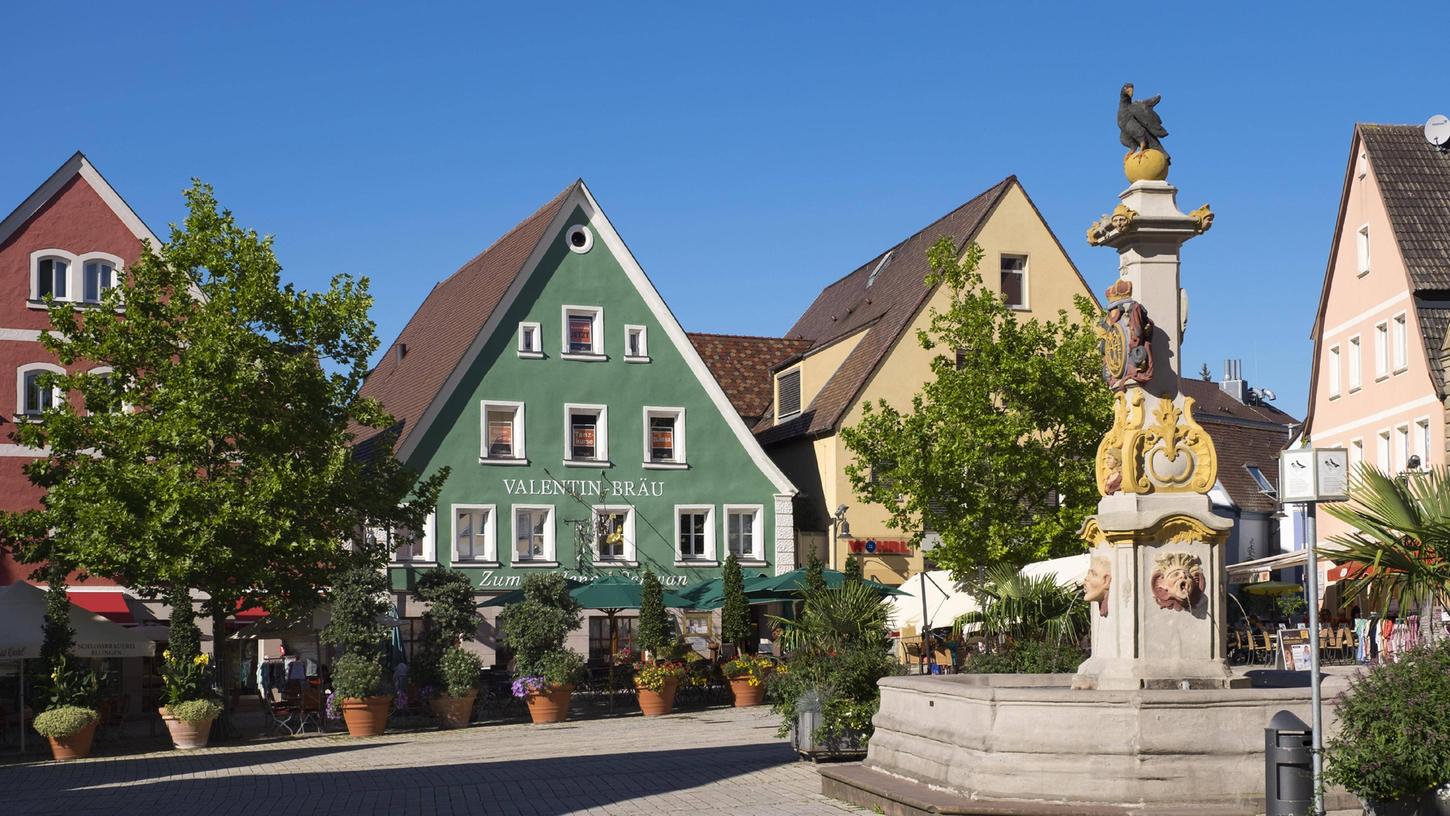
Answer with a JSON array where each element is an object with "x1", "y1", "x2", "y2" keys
[
  {"x1": 956, "y1": 563, "x2": 1088, "y2": 649},
  {"x1": 775, "y1": 580, "x2": 889, "y2": 656},
  {"x1": 1322, "y1": 465, "x2": 1450, "y2": 628}
]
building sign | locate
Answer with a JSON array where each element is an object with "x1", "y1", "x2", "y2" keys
[
  {"x1": 568, "y1": 315, "x2": 593, "y2": 351},
  {"x1": 847, "y1": 538, "x2": 912, "y2": 555},
  {"x1": 487, "y1": 420, "x2": 513, "y2": 455},
  {"x1": 474, "y1": 568, "x2": 689, "y2": 590},
  {"x1": 501, "y1": 477, "x2": 665, "y2": 498}
]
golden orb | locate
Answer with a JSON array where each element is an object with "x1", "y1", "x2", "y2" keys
[{"x1": 1123, "y1": 149, "x2": 1169, "y2": 182}]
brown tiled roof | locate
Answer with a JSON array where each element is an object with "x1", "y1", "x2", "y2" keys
[
  {"x1": 754, "y1": 178, "x2": 1018, "y2": 444},
  {"x1": 355, "y1": 182, "x2": 576, "y2": 450},
  {"x1": 688, "y1": 333, "x2": 811, "y2": 425},
  {"x1": 1359, "y1": 125, "x2": 1450, "y2": 396},
  {"x1": 1181, "y1": 379, "x2": 1300, "y2": 515}
]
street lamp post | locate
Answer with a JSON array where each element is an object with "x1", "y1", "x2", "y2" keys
[{"x1": 828, "y1": 505, "x2": 849, "y2": 572}]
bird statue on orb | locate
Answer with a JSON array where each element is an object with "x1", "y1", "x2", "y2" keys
[{"x1": 1117, "y1": 83, "x2": 1170, "y2": 181}]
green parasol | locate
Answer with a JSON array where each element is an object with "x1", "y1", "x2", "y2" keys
[
  {"x1": 1240, "y1": 580, "x2": 1303, "y2": 597},
  {"x1": 749, "y1": 567, "x2": 906, "y2": 598}
]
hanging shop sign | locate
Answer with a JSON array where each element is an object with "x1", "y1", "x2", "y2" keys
[
  {"x1": 847, "y1": 538, "x2": 912, "y2": 555},
  {"x1": 1279, "y1": 448, "x2": 1350, "y2": 504}
]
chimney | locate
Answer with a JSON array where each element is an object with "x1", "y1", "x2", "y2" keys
[{"x1": 1220, "y1": 359, "x2": 1247, "y2": 403}]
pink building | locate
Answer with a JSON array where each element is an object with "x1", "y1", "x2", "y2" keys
[{"x1": 1306, "y1": 124, "x2": 1450, "y2": 550}]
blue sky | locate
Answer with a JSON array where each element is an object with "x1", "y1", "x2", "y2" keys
[{"x1": 2, "y1": 3, "x2": 1444, "y2": 417}]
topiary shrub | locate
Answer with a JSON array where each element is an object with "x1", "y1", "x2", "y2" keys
[
  {"x1": 33, "y1": 705, "x2": 97, "y2": 738},
  {"x1": 497, "y1": 574, "x2": 581, "y2": 677},
  {"x1": 166, "y1": 699, "x2": 223, "y2": 722},
  {"x1": 412, "y1": 568, "x2": 480, "y2": 689},
  {"x1": 720, "y1": 554, "x2": 753, "y2": 653},
  {"x1": 332, "y1": 651, "x2": 386, "y2": 700},
  {"x1": 635, "y1": 568, "x2": 674, "y2": 660},
  {"x1": 534, "y1": 649, "x2": 587, "y2": 687},
  {"x1": 439, "y1": 646, "x2": 483, "y2": 698},
  {"x1": 1325, "y1": 641, "x2": 1450, "y2": 803}
]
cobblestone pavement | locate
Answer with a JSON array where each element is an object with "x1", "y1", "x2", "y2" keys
[{"x1": 3, "y1": 706, "x2": 864, "y2": 816}]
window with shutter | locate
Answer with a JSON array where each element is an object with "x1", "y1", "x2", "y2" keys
[{"x1": 777, "y1": 369, "x2": 801, "y2": 419}]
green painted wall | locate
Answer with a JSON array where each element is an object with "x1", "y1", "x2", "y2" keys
[{"x1": 392, "y1": 206, "x2": 782, "y2": 593}]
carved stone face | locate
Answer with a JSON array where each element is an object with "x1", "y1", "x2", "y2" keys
[
  {"x1": 1083, "y1": 555, "x2": 1112, "y2": 617},
  {"x1": 1150, "y1": 552, "x2": 1206, "y2": 612}
]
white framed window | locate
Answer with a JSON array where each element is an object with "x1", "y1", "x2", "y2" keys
[
  {"x1": 1356, "y1": 225, "x2": 1371, "y2": 276},
  {"x1": 82, "y1": 260, "x2": 115, "y2": 303},
  {"x1": 512, "y1": 505, "x2": 556, "y2": 564},
  {"x1": 1327, "y1": 345, "x2": 1341, "y2": 396},
  {"x1": 643, "y1": 406, "x2": 686, "y2": 468},
  {"x1": 624, "y1": 325, "x2": 648, "y2": 361},
  {"x1": 1417, "y1": 418, "x2": 1432, "y2": 466},
  {"x1": 1377, "y1": 429, "x2": 1391, "y2": 472},
  {"x1": 566, "y1": 224, "x2": 594, "y2": 254},
  {"x1": 1396, "y1": 424, "x2": 1411, "y2": 472},
  {"x1": 16, "y1": 363, "x2": 65, "y2": 416},
  {"x1": 451, "y1": 504, "x2": 497, "y2": 563},
  {"x1": 480, "y1": 400, "x2": 526, "y2": 464},
  {"x1": 675, "y1": 505, "x2": 715, "y2": 564},
  {"x1": 723, "y1": 504, "x2": 764, "y2": 562},
  {"x1": 1393, "y1": 313, "x2": 1408, "y2": 372},
  {"x1": 517, "y1": 322, "x2": 542, "y2": 358},
  {"x1": 1000, "y1": 254, "x2": 1028, "y2": 309},
  {"x1": 1374, "y1": 322, "x2": 1388, "y2": 379},
  {"x1": 776, "y1": 367, "x2": 802, "y2": 421},
  {"x1": 561, "y1": 305, "x2": 604, "y2": 360},
  {"x1": 85, "y1": 365, "x2": 124, "y2": 414},
  {"x1": 390, "y1": 511, "x2": 436, "y2": 564},
  {"x1": 1349, "y1": 438, "x2": 1364, "y2": 473},
  {"x1": 1348, "y1": 336, "x2": 1362, "y2": 390},
  {"x1": 564, "y1": 403, "x2": 608, "y2": 465},
  {"x1": 31, "y1": 251, "x2": 73, "y2": 301},
  {"x1": 593, "y1": 505, "x2": 636, "y2": 563}
]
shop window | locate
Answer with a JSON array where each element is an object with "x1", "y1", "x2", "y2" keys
[
  {"x1": 589, "y1": 615, "x2": 635, "y2": 662},
  {"x1": 480, "y1": 400, "x2": 526, "y2": 463}
]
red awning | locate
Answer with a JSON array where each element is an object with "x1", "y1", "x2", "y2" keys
[
  {"x1": 235, "y1": 599, "x2": 268, "y2": 621},
  {"x1": 67, "y1": 590, "x2": 134, "y2": 624},
  {"x1": 1326, "y1": 562, "x2": 1388, "y2": 584}
]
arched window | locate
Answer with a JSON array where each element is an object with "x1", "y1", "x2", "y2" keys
[
  {"x1": 17, "y1": 363, "x2": 65, "y2": 416},
  {"x1": 83, "y1": 261, "x2": 114, "y2": 303},
  {"x1": 34, "y1": 256, "x2": 70, "y2": 300}
]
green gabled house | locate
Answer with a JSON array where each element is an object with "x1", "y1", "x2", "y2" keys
[{"x1": 358, "y1": 180, "x2": 797, "y2": 662}]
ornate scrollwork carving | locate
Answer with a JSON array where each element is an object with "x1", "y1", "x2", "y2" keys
[
  {"x1": 1189, "y1": 204, "x2": 1214, "y2": 234},
  {"x1": 1095, "y1": 392, "x2": 1218, "y2": 496},
  {"x1": 1086, "y1": 204, "x2": 1139, "y2": 246}
]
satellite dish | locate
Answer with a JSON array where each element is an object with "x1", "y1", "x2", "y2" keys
[{"x1": 1426, "y1": 114, "x2": 1450, "y2": 149}]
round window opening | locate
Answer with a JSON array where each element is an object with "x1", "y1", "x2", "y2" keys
[{"x1": 566, "y1": 225, "x2": 593, "y2": 254}]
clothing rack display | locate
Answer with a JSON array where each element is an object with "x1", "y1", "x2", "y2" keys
[{"x1": 1350, "y1": 614, "x2": 1421, "y2": 663}]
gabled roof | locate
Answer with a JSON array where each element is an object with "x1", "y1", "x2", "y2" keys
[
  {"x1": 0, "y1": 151, "x2": 162, "y2": 251},
  {"x1": 754, "y1": 178, "x2": 1019, "y2": 444},
  {"x1": 1182, "y1": 379, "x2": 1300, "y2": 515},
  {"x1": 1306, "y1": 125, "x2": 1450, "y2": 432},
  {"x1": 688, "y1": 333, "x2": 811, "y2": 425},
  {"x1": 356, "y1": 183, "x2": 576, "y2": 451}
]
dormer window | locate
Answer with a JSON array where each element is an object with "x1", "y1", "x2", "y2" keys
[
  {"x1": 36, "y1": 258, "x2": 68, "y2": 300},
  {"x1": 776, "y1": 368, "x2": 802, "y2": 421},
  {"x1": 83, "y1": 261, "x2": 114, "y2": 303}
]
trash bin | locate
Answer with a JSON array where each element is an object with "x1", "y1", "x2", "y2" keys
[
  {"x1": 793, "y1": 689, "x2": 823, "y2": 756},
  {"x1": 1265, "y1": 710, "x2": 1313, "y2": 816}
]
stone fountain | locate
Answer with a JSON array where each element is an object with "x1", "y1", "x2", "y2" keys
[{"x1": 820, "y1": 87, "x2": 1343, "y2": 815}]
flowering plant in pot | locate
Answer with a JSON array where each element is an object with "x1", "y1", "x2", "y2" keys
[
  {"x1": 723, "y1": 656, "x2": 775, "y2": 707},
  {"x1": 321, "y1": 563, "x2": 394, "y2": 737},
  {"x1": 1324, "y1": 640, "x2": 1450, "y2": 815},
  {"x1": 157, "y1": 590, "x2": 223, "y2": 750},
  {"x1": 498, "y1": 574, "x2": 583, "y2": 724},
  {"x1": 634, "y1": 662, "x2": 686, "y2": 717},
  {"x1": 34, "y1": 657, "x2": 101, "y2": 761},
  {"x1": 632, "y1": 568, "x2": 684, "y2": 716},
  {"x1": 431, "y1": 646, "x2": 482, "y2": 729}
]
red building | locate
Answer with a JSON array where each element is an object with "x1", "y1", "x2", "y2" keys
[{"x1": 0, "y1": 153, "x2": 158, "y2": 616}]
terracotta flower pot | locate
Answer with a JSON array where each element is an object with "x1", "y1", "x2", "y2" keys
[
  {"x1": 636, "y1": 677, "x2": 679, "y2": 717},
  {"x1": 525, "y1": 684, "x2": 573, "y2": 724},
  {"x1": 728, "y1": 675, "x2": 766, "y2": 707},
  {"x1": 339, "y1": 695, "x2": 392, "y2": 737},
  {"x1": 159, "y1": 707, "x2": 216, "y2": 750},
  {"x1": 47, "y1": 718, "x2": 98, "y2": 761},
  {"x1": 429, "y1": 691, "x2": 477, "y2": 729}
]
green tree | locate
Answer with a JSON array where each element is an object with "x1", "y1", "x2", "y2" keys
[
  {"x1": 840, "y1": 238, "x2": 1111, "y2": 574},
  {"x1": 843, "y1": 554, "x2": 864, "y2": 584},
  {"x1": 803, "y1": 549, "x2": 827, "y2": 597},
  {"x1": 1324, "y1": 465, "x2": 1450, "y2": 632},
  {"x1": 720, "y1": 554, "x2": 753, "y2": 653},
  {"x1": 1199, "y1": 362, "x2": 1213, "y2": 382},
  {"x1": 635, "y1": 567, "x2": 672, "y2": 660},
  {"x1": 322, "y1": 561, "x2": 394, "y2": 700},
  {"x1": 956, "y1": 564, "x2": 1089, "y2": 649},
  {"x1": 497, "y1": 574, "x2": 582, "y2": 676},
  {"x1": 410, "y1": 568, "x2": 479, "y2": 688},
  {"x1": 40, "y1": 564, "x2": 74, "y2": 670},
  {"x1": 0, "y1": 181, "x2": 445, "y2": 631}
]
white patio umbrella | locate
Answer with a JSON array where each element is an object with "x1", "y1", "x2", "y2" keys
[
  {"x1": 1018, "y1": 553, "x2": 1092, "y2": 587},
  {"x1": 0, "y1": 582, "x2": 155, "y2": 752},
  {"x1": 887, "y1": 570, "x2": 980, "y2": 632}
]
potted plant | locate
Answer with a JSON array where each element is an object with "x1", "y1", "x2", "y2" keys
[
  {"x1": 632, "y1": 568, "x2": 683, "y2": 716},
  {"x1": 157, "y1": 588, "x2": 223, "y2": 749},
  {"x1": 32, "y1": 573, "x2": 101, "y2": 761},
  {"x1": 720, "y1": 554, "x2": 754, "y2": 660},
  {"x1": 321, "y1": 563, "x2": 394, "y2": 737},
  {"x1": 1325, "y1": 641, "x2": 1450, "y2": 815},
  {"x1": 33, "y1": 704, "x2": 99, "y2": 761},
  {"x1": 723, "y1": 655, "x2": 774, "y2": 707},
  {"x1": 498, "y1": 574, "x2": 584, "y2": 724},
  {"x1": 430, "y1": 646, "x2": 482, "y2": 729},
  {"x1": 634, "y1": 661, "x2": 685, "y2": 716}
]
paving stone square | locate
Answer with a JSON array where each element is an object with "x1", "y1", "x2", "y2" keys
[{"x1": 2, "y1": 707, "x2": 864, "y2": 816}]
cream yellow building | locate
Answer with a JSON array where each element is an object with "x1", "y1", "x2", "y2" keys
[{"x1": 749, "y1": 176, "x2": 1096, "y2": 585}]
